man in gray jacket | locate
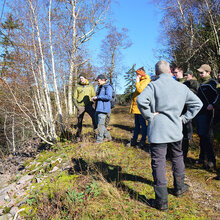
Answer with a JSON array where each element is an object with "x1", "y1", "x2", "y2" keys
[{"x1": 137, "y1": 60, "x2": 202, "y2": 211}]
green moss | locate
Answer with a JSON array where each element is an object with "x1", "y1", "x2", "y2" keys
[
  {"x1": 2, "y1": 206, "x2": 11, "y2": 214},
  {"x1": 23, "y1": 158, "x2": 33, "y2": 167},
  {"x1": 37, "y1": 151, "x2": 55, "y2": 163},
  {"x1": 14, "y1": 106, "x2": 220, "y2": 219}
]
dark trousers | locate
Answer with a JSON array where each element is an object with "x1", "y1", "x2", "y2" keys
[
  {"x1": 195, "y1": 113, "x2": 215, "y2": 163},
  {"x1": 76, "y1": 104, "x2": 96, "y2": 136},
  {"x1": 150, "y1": 141, "x2": 185, "y2": 187},
  {"x1": 133, "y1": 114, "x2": 147, "y2": 143},
  {"x1": 182, "y1": 120, "x2": 193, "y2": 159}
]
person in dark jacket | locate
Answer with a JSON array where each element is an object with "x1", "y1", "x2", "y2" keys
[
  {"x1": 184, "y1": 70, "x2": 200, "y2": 95},
  {"x1": 195, "y1": 64, "x2": 219, "y2": 170},
  {"x1": 215, "y1": 71, "x2": 220, "y2": 180},
  {"x1": 182, "y1": 70, "x2": 200, "y2": 160},
  {"x1": 92, "y1": 74, "x2": 113, "y2": 143},
  {"x1": 137, "y1": 60, "x2": 202, "y2": 211}
]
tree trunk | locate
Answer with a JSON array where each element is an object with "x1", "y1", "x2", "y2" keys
[{"x1": 49, "y1": 0, "x2": 64, "y2": 134}]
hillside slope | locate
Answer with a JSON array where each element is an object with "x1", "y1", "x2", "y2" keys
[{"x1": 0, "y1": 105, "x2": 219, "y2": 219}]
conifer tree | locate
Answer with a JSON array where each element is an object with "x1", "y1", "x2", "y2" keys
[
  {"x1": 124, "y1": 64, "x2": 136, "y2": 99},
  {"x1": 0, "y1": 13, "x2": 19, "y2": 78}
]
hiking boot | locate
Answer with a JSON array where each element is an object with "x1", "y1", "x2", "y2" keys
[
  {"x1": 204, "y1": 161, "x2": 216, "y2": 171},
  {"x1": 195, "y1": 159, "x2": 204, "y2": 164},
  {"x1": 174, "y1": 183, "x2": 189, "y2": 197},
  {"x1": 173, "y1": 175, "x2": 189, "y2": 197},
  {"x1": 126, "y1": 139, "x2": 137, "y2": 147},
  {"x1": 104, "y1": 137, "x2": 112, "y2": 142},
  {"x1": 152, "y1": 186, "x2": 168, "y2": 211},
  {"x1": 136, "y1": 141, "x2": 146, "y2": 149},
  {"x1": 76, "y1": 136, "x2": 81, "y2": 143},
  {"x1": 148, "y1": 199, "x2": 168, "y2": 211}
]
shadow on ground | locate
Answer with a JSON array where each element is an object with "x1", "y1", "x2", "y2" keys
[
  {"x1": 69, "y1": 157, "x2": 173, "y2": 207},
  {"x1": 111, "y1": 106, "x2": 130, "y2": 114},
  {"x1": 184, "y1": 157, "x2": 218, "y2": 174},
  {"x1": 111, "y1": 124, "x2": 133, "y2": 132}
]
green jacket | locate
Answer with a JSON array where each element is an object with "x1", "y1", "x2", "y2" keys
[
  {"x1": 73, "y1": 81, "x2": 95, "y2": 107},
  {"x1": 184, "y1": 78, "x2": 200, "y2": 95},
  {"x1": 177, "y1": 78, "x2": 185, "y2": 83}
]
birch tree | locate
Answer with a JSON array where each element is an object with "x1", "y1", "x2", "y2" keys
[
  {"x1": 0, "y1": 0, "x2": 112, "y2": 147},
  {"x1": 99, "y1": 26, "x2": 132, "y2": 92},
  {"x1": 154, "y1": 0, "x2": 220, "y2": 74},
  {"x1": 65, "y1": 0, "x2": 111, "y2": 116},
  {"x1": 49, "y1": 0, "x2": 64, "y2": 133}
]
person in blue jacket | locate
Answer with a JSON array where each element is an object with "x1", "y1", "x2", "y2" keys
[{"x1": 92, "y1": 74, "x2": 113, "y2": 143}]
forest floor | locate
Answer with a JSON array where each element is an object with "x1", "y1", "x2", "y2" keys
[{"x1": 0, "y1": 105, "x2": 220, "y2": 219}]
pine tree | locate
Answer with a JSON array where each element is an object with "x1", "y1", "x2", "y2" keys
[
  {"x1": 124, "y1": 64, "x2": 136, "y2": 94},
  {"x1": 0, "y1": 13, "x2": 20, "y2": 78}
]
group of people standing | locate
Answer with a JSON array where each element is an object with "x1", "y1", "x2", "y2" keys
[
  {"x1": 173, "y1": 64, "x2": 219, "y2": 171},
  {"x1": 73, "y1": 61, "x2": 219, "y2": 211},
  {"x1": 73, "y1": 73, "x2": 113, "y2": 144},
  {"x1": 132, "y1": 61, "x2": 219, "y2": 211}
]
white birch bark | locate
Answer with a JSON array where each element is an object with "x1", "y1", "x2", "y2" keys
[
  {"x1": 4, "y1": 113, "x2": 12, "y2": 151},
  {"x1": 28, "y1": 0, "x2": 57, "y2": 140},
  {"x1": 68, "y1": 0, "x2": 77, "y2": 116},
  {"x1": 67, "y1": 0, "x2": 110, "y2": 116},
  {"x1": 12, "y1": 111, "x2": 16, "y2": 153},
  {"x1": 49, "y1": 0, "x2": 64, "y2": 133}
]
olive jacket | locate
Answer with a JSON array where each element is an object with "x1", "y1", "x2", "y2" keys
[{"x1": 73, "y1": 80, "x2": 95, "y2": 107}]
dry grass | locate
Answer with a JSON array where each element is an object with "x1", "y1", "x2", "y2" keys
[{"x1": 19, "y1": 105, "x2": 220, "y2": 219}]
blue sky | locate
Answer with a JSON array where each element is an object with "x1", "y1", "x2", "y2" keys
[
  {"x1": 0, "y1": 0, "x2": 163, "y2": 94},
  {"x1": 88, "y1": 0, "x2": 163, "y2": 94}
]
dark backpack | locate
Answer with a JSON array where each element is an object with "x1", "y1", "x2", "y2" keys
[
  {"x1": 104, "y1": 84, "x2": 116, "y2": 109},
  {"x1": 110, "y1": 85, "x2": 117, "y2": 109}
]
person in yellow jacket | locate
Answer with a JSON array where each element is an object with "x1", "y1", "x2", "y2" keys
[
  {"x1": 73, "y1": 73, "x2": 96, "y2": 141},
  {"x1": 129, "y1": 67, "x2": 151, "y2": 148}
]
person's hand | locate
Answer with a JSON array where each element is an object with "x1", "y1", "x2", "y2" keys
[
  {"x1": 207, "y1": 104, "x2": 214, "y2": 110},
  {"x1": 91, "y1": 96, "x2": 97, "y2": 101},
  {"x1": 153, "y1": 112, "x2": 159, "y2": 116},
  {"x1": 136, "y1": 75, "x2": 141, "y2": 83}
]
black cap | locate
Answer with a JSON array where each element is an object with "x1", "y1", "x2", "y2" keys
[
  {"x1": 95, "y1": 74, "x2": 107, "y2": 81},
  {"x1": 79, "y1": 72, "x2": 87, "y2": 78},
  {"x1": 184, "y1": 70, "x2": 193, "y2": 76}
]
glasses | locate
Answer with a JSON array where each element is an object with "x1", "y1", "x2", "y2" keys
[{"x1": 199, "y1": 71, "x2": 207, "y2": 74}]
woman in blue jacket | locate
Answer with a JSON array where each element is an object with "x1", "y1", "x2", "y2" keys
[{"x1": 92, "y1": 74, "x2": 113, "y2": 143}]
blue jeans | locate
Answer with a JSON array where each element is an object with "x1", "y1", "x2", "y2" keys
[
  {"x1": 133, "y1": 114, "x2": 147, "y2": 143},
  {"x1": 95, "y1": 112, "x2": 111, "y2": 143}
]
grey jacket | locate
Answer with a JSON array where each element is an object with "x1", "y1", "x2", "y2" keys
[{"x1": 137, "y1": 73, "x2": 203, "y2": 143}]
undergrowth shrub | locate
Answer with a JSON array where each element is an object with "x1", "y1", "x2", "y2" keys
[{"x1": 22, "y1": 172, "x2": 101, "y2": 219}]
